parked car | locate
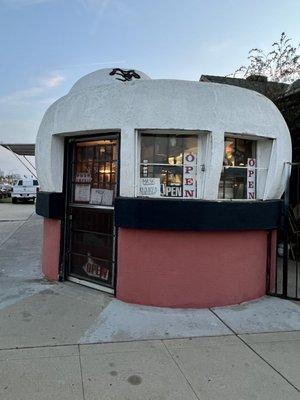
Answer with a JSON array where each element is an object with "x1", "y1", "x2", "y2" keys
[
  {"x1": 0, "y1": 183, "x2": 13, "y2": 199},
  {"x1": 11, "y1": 179, "x2": 39, "y2": 203},
  {"x1": 0, "y1": 184, "x2": 7, "y2": 199}
]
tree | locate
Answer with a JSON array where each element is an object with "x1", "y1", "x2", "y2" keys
[{"x1": 232, "y1": 32, "x2": 300, "y2": 83}]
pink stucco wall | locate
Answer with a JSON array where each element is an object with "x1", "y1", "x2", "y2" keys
[
  {"x1": 42, "y1": 218, "x2": 61, "y2": 281},
  {"x1": 116, "y1": 228, "x2": 272, "y2": 308}
]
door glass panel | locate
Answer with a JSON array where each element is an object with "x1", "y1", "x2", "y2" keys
[
  {"x1": 70, "y1": 253, "x2": 113, "y2": 286},
  {"x1": 72, "y1": 208, "x2": 113, "y2": 234},
  {"x1": 72, "y1": 139, "x2": 117, "y2": 206},
  {"x1": 71, "y1": 231, "x2": 114, "y2": 261},
  {"x1": 66, "y1": 136, "x2": 118, "y2": 290}
]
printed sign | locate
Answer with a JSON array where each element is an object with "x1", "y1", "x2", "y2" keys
[
  {"x1": 90, "y1": 188, "x2": 114, "y2": 206},
  {"x1": 247, "y1": 158, "x2": 256, "y2": 200},
  {"x1": 183, "y1": 151, "x2": 197, "y2": 198},
  {"x1": 74, "y1": 184, "x2": 91, "y2": 202},
  {"x1": 75, "y1": 172, "x2": 92, "y2": 183},
  {"x1": 139, "y1": 178, "x2": 161, "y2": 197},
  {"x1": 161, "y1": 185, "x2": 182, "y2": 197},
  {"x1": 83, "y1": 255, "x2": 109, "y2": 281}
]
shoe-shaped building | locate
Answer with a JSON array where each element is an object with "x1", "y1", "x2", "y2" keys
[{"x1": 36, "y1": 68, "x2": 291, "y2": 308}]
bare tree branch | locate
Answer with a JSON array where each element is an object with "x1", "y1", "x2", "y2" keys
[{"x1": 230, "y1": 33, "x2": 300, "y2": 83}]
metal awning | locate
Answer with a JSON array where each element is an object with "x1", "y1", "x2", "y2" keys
[
  {"x1": 0, "y1": 143, "x2": 37, "y2": 178},
  {"x1": 1, "y1": 143, "x2": 35, "y2": 156}
]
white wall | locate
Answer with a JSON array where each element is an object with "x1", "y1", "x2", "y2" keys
[{"x1": 36, "y1": 69, "x2": 292, "y2": 200}]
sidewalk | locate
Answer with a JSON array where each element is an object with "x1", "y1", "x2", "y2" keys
[{"x1": 0, "y1": 207, "x2": 299, "y2": 399}]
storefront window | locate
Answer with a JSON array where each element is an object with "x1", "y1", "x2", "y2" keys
[
  {"x1": 72, "y1": 139, "x2": 117, "y2": 206},
  {"x1": 218, "y1": 137, "x2": 257, "y2": 199},
  {"x1": 139, "y1": 134, "x2": 198, "y2": 198}
]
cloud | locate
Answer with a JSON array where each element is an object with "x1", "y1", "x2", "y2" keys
[
  {"x1": 42, "y1": 74, "x2": 65, "y2": 88},
  {"x1": 0, "y1": 73, "x2": 65, "y2": 106}
]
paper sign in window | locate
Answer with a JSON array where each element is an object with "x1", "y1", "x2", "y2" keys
[
  {"x1": 90, "y1": 188, "x2": 114, "y2": 206},
  {"x1": 74, "y1": 184, "x2": 91, "y2": 202},
  {"x1": 139, "y1": 178, "x2": 161, "y2": 197}
]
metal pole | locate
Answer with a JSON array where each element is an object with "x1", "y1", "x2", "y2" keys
[
  {"x1": 6, "y1": 146, "x2": 38, "y2": 179},
  {"x1": 282, "y1": 162, "x2": 291, "y2": 297},
  {"x1": 23, "y1": 155, "x2": 36, "y2": 173}
]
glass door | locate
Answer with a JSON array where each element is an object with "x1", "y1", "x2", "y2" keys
[{"x1": 65, "y1": 135, "x2": 118, "y2": 293}]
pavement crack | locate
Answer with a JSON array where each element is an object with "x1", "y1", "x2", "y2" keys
[
  {"x1": 237, "y1": 335, "x2": 300, "y2": 393},
  {"x1": 209, "y1": 308, "x2": 237, "y2": 335},
  {"x1": 209, "y1": 308, "x2": 300, "y2": 393},
  {"x1": 78, "y1": 344, "x2": 86, "y2": 400},
  {"x1": 161, "y1": 340, "x2": 201, "y2": 400},
  {"x1": 0, "y1": 219, "x2": 28, "y2": 248}
]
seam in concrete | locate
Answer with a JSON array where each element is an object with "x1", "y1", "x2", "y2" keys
[
  {"x1": 161, "y1": 340, "x2": 201, "y2": 400},
  {"x1": 0, "y1": 354, "x2": 79, "y2": 361},
  {"x1": 237, "y1": 335, "x2": 300, "y2": 393},
  {"x1": 0, "y1": 219, "x2": 29, "y2": 222},
  {"x1": 238, "y1": 331, "x2": 300, "y2": 342},
  {"x1": 209, "y1": 308, "x2": 237, "y2": 334},
  {"x1": 2, "y1": 330, "x2": 300, "y2": 352},
  {"x1": 0, "y1": 343, "x2": 78, "y2": 352},
  {"x1": 0, "y1": 211, "x2": 35, "y2": 248},
  {"x1": 0, "y1": 334, "x2": 233, "y2": 352},
  {"x1": 209, "y1": 308, "x2": 300, "y2": 393},
  {"x1": 78, "y1": 344, "x2": 86, "y2": 400}
]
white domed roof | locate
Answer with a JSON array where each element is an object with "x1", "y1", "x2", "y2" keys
[
  {"x1": 70, "y1": 68, "x2": 151, "y2": 93},
  {"x1": 36, "y1": 72, "x2": 292, "y2": 200}
]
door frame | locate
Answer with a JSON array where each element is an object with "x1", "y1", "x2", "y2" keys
[{"x1": 59, "y1": 132, "x2": 120, "y2": 294}]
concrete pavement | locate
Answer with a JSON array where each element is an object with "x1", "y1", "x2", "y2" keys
[
  {"x1": 1, "y1": 334, "x2": 299, "y2": 400},
  {"x1": 0, "y1": 204, "x2": 299, "y2": 399},
  {"x1": 0, "y1": 202, "x2": 35, "y2": 222},
  {"x1": 0, "y1": 203, "x2": 34, "y2": 246}
]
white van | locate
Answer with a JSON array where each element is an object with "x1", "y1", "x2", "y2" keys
[{"x1": 12, "y1": 179, "x2": 39, "y2": 203}]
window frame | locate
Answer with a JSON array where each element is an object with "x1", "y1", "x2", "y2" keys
[
  {"x1": 218, "y1": 133, "x2": 274, "y2": 201},
  {"x1": 135, "y1": 129, "x2": 210, "y2": 200}
]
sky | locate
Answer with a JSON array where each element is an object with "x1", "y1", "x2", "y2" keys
[{"x1": 0, "y1": 0, "x2": 299, "y2": 175}]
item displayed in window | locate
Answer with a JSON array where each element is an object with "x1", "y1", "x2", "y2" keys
[
  {"x1": 72, "y1": 139, "x2": 117, "y2": 204},
  {"x1": 219, "y1": 137, "x2": 256, "y2": 199},
  {"x1": 82, "y1": 254, "x2": 109, "y2": 281},
  {"x1": 140, "y1": 134, "x2": 198, "y2": 198},
  {"x1": 75, "y1": 172, "x2": 92, "y2": 183}
]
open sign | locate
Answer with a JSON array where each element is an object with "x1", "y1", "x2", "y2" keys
[{"x1": 247, "y1": 158, "x2": 256, "y2": 200}]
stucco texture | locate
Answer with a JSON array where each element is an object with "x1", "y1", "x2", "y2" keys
[
  {"x1": 42, "y1": 218, "x2": 61, "y2": 281},
  {"x1": 116, "y1": 228, "x2": 270, "y2": 308},
  {"x1": 36, "y1": 68, "x2": 292, "y2": 200}
]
